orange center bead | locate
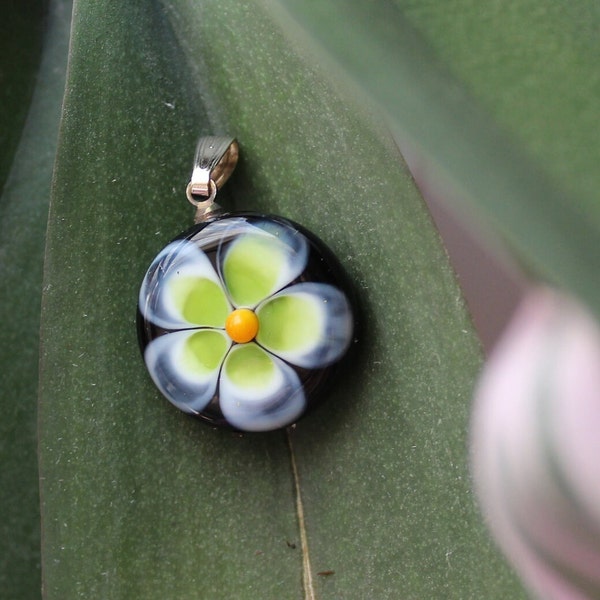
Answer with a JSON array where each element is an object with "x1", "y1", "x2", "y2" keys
[{"x1": 225, "y1": 308, "x2": 259, "y2": 343}]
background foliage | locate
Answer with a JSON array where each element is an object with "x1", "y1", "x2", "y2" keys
[
  {"x1": 3, "y1": 0, "x2": 598, "y2": 598},
  {"x1": 0, "y1": 1, "x2": 70, "y2": 596}
]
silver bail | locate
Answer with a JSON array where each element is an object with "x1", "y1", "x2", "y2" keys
[{"x1": 186, "y1": 136, "x2": 239, "y2": 223}]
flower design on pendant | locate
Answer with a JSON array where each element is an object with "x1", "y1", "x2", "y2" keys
[{"x1": 138, "y1": 215, "x2": 354, "y2": 431}]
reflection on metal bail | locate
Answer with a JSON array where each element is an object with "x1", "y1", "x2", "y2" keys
[{"x1": 186, "y1": 136, "x2": 239, "y2": 223}]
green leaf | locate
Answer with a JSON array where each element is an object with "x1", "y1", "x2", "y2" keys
[
  {"x1": 274, "y1": 0, "x2": 600, "y2": 316},
  {"x1": 0, "y1": 0, "x2": 71, "y2": 597},
  {"x1": 39, "y1": 0, "x2": 523, "y2": 597},
  {"x1": 0, "y1": 0, "x2": 46, "y2": 191}
]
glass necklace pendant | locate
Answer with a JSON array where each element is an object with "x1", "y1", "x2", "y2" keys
[{"x1": 137, "y1": 137, "x2": 355, "y2": 432}]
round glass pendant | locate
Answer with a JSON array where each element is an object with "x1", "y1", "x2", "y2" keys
[{"x1": 138, "y1": 212, "x2": 354, "y2": 432}]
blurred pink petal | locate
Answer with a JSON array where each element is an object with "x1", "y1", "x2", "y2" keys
[{"x1": 471, "y1": 288, "x2": 600, "y2": 600}]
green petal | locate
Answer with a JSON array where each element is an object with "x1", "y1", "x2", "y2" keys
[
  {"x1": 143, "y1": 329, "x2": 231, "y2": 414},
  {"x1": 256, "y1": 282, "x2": 353, "y2": 369},
  {"x1": 224, "y1": 343, "x2": 276, "y2": 389},
  {"x1": 220, "y1": 344, "x2": 306, "y2": 431},
  {"x1": 180, "y1": 330, "x2": 230, "y2": 376},
  {"x1": 257, "y1": 293, "x2": 321, "y2": 352},
  {"x1": 223, "y1": 235, "x2": 285, "y2": 307},
  {"x1": 220, "y1": 219, "x2": 308, "y2": 307},
  {"x1": 169, "y1": 276, "x2": 229, "y2": 327},
  {"x1": 140, "y1": 240, "x2": 231, "y2": 329}
]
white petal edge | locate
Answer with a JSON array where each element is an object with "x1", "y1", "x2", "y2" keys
[
  {"x1": 144, "y1": 329, "x2": 231, "y2": 414},
  {"x1": 216, "y1": 217, "x2": 309, "y2": 307},
  {"x1": 219, "y1": 344, "x2": 306, "y2": 432},
  {"x1": 256, "y1": 282, "x2": 353, "y2": 369},
  {"x1": 139, "y1": 239, "x2": 230, "y2": 329}
]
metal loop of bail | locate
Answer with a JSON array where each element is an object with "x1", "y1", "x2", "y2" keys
[{"x1": 186, "y1": 136, "x2": 239, "y2": 223}]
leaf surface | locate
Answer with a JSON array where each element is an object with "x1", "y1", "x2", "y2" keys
[
  {"x1": 39, "y1": 0, "x2": 523, "y2": 597},
  {"x1": 0, "y1": 1, "x2": 71, "y2": 597},
  {"x1": 275, "y1": 0, "x2": 600, "y2": 316}
]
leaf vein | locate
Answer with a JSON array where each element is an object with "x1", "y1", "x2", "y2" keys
[{"x1": 287, "y1": 429, "x2": 316, "y2": 600}]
